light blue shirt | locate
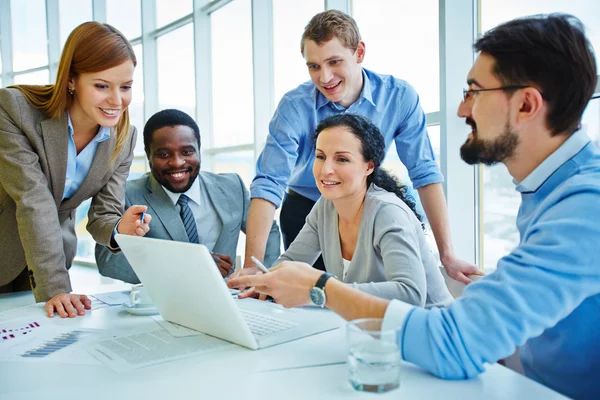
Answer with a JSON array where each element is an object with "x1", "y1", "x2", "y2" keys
[
  {"x1": 250, "y1": 68, "x2": 443, "y2": 207},
  {"x1": 162, "y1": 177, "x2": 222, "y2": 251},
  {"x1": 62, "y1": 114, "x2": 111, "y2": 200},
  {"x1": 383, "y1": 129, "x2": 600, "y2": 400}
]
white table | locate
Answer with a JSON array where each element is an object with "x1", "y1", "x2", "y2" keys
[{"x1": 0, "y1": 289, "x2": 567, "y2": 400}]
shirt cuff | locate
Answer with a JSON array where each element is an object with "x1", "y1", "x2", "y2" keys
[
  {"x1": 382, "y1": 299, "x2": 415, "y2": 359},
  {"x1": 109, "y1": 220, "x2": 121, "y2": 250}
]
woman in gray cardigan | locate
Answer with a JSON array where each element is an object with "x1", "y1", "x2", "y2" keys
[{"x1": 272, "y1": 114, "x2": 452, "y2": 307}]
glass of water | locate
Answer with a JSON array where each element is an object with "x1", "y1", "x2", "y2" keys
[{"x1": 346, "y1": 318, "x2": 401, "y2": 393}]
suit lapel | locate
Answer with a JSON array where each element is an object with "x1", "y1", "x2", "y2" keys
[
  {"x1": 40, "y1": 113, "x2": 69, "y2": 208},
  {"x1": 202, "y1": 173, "x2": 233, "y2": 251},
  {"x1": 61, "y1": 129, "x2": 114, "y2": 210},
  {"x1": 146, "y1": 175, "x2": 190, "y2": 242}
]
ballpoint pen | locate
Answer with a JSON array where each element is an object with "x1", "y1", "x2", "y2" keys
[
  {"x1": 250, "y1": 256, "x2": 270, "y2": 274},
  {"x1": 139, "y1": 211, "x2": 146, "y2": 224}
]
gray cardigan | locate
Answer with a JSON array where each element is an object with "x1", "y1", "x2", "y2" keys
[{"x1": 275, "y1": 184, "x2": 452, "y2": 307}]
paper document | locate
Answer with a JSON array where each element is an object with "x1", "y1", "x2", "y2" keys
[
  {"x1": 151, "y1": 315, "x2": 202, "y2": 337},
  {"x1": 0, "y1": 316, "x2": 102, "y2": 365},
  {"x1": 88, "y1": 327, "x2": 234, "y2": 372},
  {"x1": 92, "y1": 291, "x2": 131, "y2": 306}
]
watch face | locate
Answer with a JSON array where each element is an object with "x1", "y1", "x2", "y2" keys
[{"x1": 310, "y1": 287, "x2": 326, "y2": 307}]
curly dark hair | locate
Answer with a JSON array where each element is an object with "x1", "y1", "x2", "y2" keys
[
  {"x1": 143, "y1": 109, "x2": 201, "y2": 156},
  {"x1": 315, "y1": 114, "x2": 423, "y2": 226}
]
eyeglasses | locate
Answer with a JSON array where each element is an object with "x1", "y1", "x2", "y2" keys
[{"x1": 462, "y1": 85, "x2": 530, "y2": 102}]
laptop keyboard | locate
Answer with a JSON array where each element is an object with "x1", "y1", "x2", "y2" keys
[{"x1": 240, "y1": 309, "x2": 298, "y2": 337}]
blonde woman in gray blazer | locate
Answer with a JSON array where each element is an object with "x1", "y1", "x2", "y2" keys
[
  {"x1": 257, "y1": 114, "x2": 452, "y2": 307},
  {"x1": 0, "y1": 22, "x2": 149, "y2": 318}
]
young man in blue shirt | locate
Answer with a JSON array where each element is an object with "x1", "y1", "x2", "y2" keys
[
  {"x1": 230, "y1": 14, "x2": 600, "y2": 399},
  {"x1": 243, "y1": 10, "x2": 478, "y2": 284}
]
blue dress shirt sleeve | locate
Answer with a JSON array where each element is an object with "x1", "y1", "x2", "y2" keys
[
  {"x1": 392, "y1": 83, "x2": 443, "y2": 189},
  {"x1": 250, "y1": 96, "x2": 303, "y2": 207},
  {"x1": 397, "y1": 188, "x2": 600, "y2": 379}
]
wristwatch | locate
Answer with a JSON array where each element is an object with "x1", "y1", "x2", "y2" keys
[{"x1": 309, "y1": 272, "x2": 335, "y2": 307}]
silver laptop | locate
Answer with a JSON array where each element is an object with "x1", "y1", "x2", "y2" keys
[{"x1": 115, "y1": 234, "x2": 341, "y2": 350}]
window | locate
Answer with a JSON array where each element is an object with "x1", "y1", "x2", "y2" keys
[
  {"x1": 272, "y1": 0, "x2": 324, "y2": 102},
  {"x1": 13, "y1": 69, "x2": 50, "y2": 85},
  {"x1": 130, "y1": 44, "x2": 145, "y2": 156},
  {"x1": 157, "y1": 24, "x2": 195, "y2": 118},
  {"x1": 480, "y1": 0, "x2": 600, "y2": 269},
  {"x1": 156, "y1": 0, "x2": 193, "y2": 28},
  {"x1": 352, "y1": 0, "x2": 440, "y2": 114},
  {"x1": 210, "y1": 0, "x2": 254, "y2": 149},
  {"x1": 106, "y1": 0, "x2": 141, "y2": 39},
  {"x1": 213, "y1": 150, "x2": 255, "y2": 189},
  {"x1": 58, "y1": 0, "x2": 92, "y2": 50},
  {"x1": 11, "y1": 0, "x2": 47, "y2": 71}
]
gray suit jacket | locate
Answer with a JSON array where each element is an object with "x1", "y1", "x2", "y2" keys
[
  {"x1": 0, "y1": 88, "x2": 136, "y2": 301},
  {"x1": 276, "y1": 184, "x2": 452, "y2": 307},
  {"x1": 95, "y1": 172, "x2": 281, "y2": 283}
]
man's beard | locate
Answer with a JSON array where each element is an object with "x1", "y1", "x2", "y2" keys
[{"x1": 460, "y1": 118, "x2": 519, "y2": 165}]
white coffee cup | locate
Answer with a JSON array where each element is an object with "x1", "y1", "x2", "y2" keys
[{"x1": 129, "y1": 284, "x2": 154, "y2": 308}]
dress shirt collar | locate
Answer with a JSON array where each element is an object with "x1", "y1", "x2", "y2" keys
[
  {"x1": 67, "y1": 113, "x2": 111, "y2": 143},
  {"x1": 515, "y1": 128, "x2": 591, "y2": 193},
  {"x1": 314, "y1": 68, "x2": 376, "y2": 110},
  {"x1": 162, "y1": 175, "x2": 202, "y2": 207}
]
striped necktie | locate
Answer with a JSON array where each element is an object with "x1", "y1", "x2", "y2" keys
[{"x1": 177, "y1": 194, "x2": 199, "y2": 244}]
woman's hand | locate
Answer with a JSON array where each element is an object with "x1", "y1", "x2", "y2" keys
[
  {"x1": 228, "y1": 261, "x2": 322, "y2": 308},
  {"x1": 118, "y1": 205, "x2": 151, "y2": 236},
  {"x1": 45, "y1": 293, "x2": 92, "y2": 318}
]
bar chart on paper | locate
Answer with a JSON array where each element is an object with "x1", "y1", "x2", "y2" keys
[
  {"x1": 1, "y1": 321, "x2": 40, "y2": 341},
  {"x1": 21, "y1": 330, "x2": 94, "y2": 358}
]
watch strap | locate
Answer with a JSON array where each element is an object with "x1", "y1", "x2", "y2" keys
[{"x1": 315, "y1": 272, "x2": 334, "y2": 290}]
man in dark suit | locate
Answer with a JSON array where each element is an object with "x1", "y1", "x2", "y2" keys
[{"x1": 96, "y1": 109, "x2": 281, "y2": 283}]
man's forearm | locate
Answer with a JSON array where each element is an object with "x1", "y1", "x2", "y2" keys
[
  {"x1": 324, "y1": 279, "x2": 389, "y2": 321},
  {"x1": 417, "y1": 183, "x2": 453, "y2": 261},
  {"x1": 244, "y1": 198, "x2": 277, "y2": 267}
]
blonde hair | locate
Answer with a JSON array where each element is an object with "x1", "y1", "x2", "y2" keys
[{"x1": 10, "y1": 22, "x2": 137, "y2": 161}]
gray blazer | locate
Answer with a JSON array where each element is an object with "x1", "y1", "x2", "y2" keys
[
  {"x1": 0, "y1": 88, "x2": 136, "y2": 302},
  {"x1": 276, "y1": 184, "x2": 452, "y2": 307},
  {"x1": 95, "y1": 172, "x2": 281, "y2": 283}
]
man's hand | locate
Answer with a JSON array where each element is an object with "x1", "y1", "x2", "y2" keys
[
  {"x1": 441, "y1": 254, "x2": 483, "y2": 285},
  {"x1": 212, "y1": 253, "x2": 233, "y2": 277},
  {"x1": 45, "y1": 293, "x2": 92, "y2": 318},
  {"x1": 118, "y1": 205, "x2": 151, "y2": 236},
  {"x1": 228, "y1": 261, "x2": 322, "y2": 308}
]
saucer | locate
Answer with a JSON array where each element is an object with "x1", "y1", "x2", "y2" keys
[{"x1": 121, "y1": 302, "x2": 160, "y2": 316}]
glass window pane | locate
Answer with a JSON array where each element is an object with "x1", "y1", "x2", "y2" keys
[
  {"x1": 584, "y1": 97, "x2": 600, "y2": 142},
  {"x1": 75, "y1": 199, "x2": 95, "y2": 263},
  {"x1": 129, "y1": 157, "x2": 149, "y2": 179},
  {"x1": 480, "y1": 0, "x2": 600, "y2": 270},
  {"x1": 352, "y1": 0, "x2": 439, "y2": 113},
  {"x1": 211, "y1": 0, "x2": 254, "y2": 148},
  {"x1": 58, "y1": 0, "x2": 92, "y2": 50},
  {"x1": 273, "y1": 0, "x2": 324, "y2": 102},
  {"x1": 11, "y1": 0, "x2": 48, "y2": 71},
  {"x1": 13, "y1": 69, "x2": 50, "y2": 85},
  {"x1": 130, "y1": 44, "x2": 145, "y2": 156},
  {"x1": 106, "y1": 0, "x2": 141, "y2": 39},
  {"x1": 157, "y1": 24, "x2": 196, "y2": 118},
  {"x1": 156, "y1": 0, "x2": 193, "y2": 28},
  {"x1": 213, "y1": 150, "x2": 255, "y2": 189}
]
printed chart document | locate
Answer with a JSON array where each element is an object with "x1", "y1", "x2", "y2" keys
[
  {"x1": 0, "y1": 316, "x2": 102, "y2": 365},
  {"x1": 91, "y1": 291, "x2": 131, "y2": 306},
  {"x1": 88, "y1": 327, "x2": 234, "y2": 372},
  {"x1": 151, "y1": 315, "x2": 202, "y2": 337}
]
